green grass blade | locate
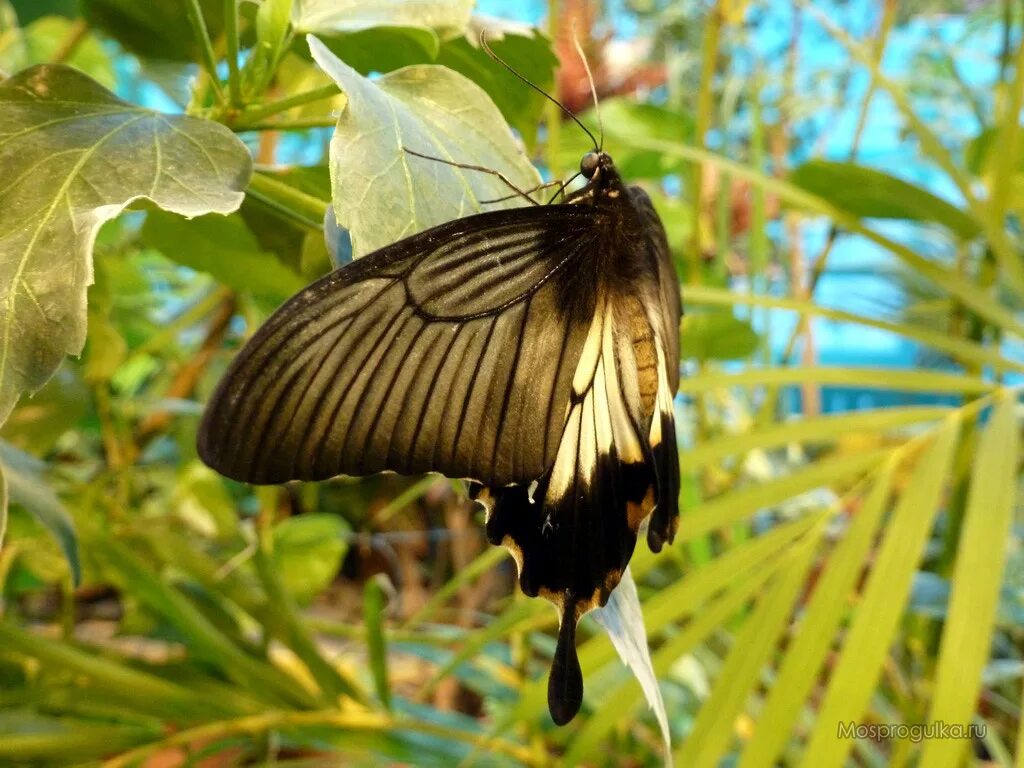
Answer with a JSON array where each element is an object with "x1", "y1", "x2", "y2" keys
[
  {"x1": 919, "y1": 395, "x2": 1020, "y2": 768},
  {"x1": 364, "y1": 576, "x2": 393, "y2": 711},
  {"x1": 677, "y1": 367, "x2": 994, "y2": 396},
  {"x1": 92, "y1": 536, "x2": 320, "y2": 710},
  {"x1": 739, "y1": 458, "x2": 897, "y2": 767},
  {"x1": 682, "y1": 448, "x2": 890, "y2": 542},
  {"x1": 675, "y1": 520, "x2": 825, "y2": 767},
  {"x1": 565, "y1": 537, "x2": 802, "y2": 764},
  {"x1": 799, "y1": 415, "x2": 961, "y2": 767},
  {"x1": 684, "y1": 285, "x2": 1024, "y2": 375},
  {"x1": 686, "y1": 406, "x2": 950, "y2": 470},
  {"x1": 0, "y1": 621, "x2": 243, "y2": 719}
]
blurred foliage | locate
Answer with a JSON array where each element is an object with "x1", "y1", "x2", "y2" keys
[{"x1": 0, "y1": 0, "x2": 1022, "y2": 766}]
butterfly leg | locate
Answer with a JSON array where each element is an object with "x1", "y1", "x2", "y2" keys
[{"x1": 403, "y1": 147, "x2": 542, "y2": 207}]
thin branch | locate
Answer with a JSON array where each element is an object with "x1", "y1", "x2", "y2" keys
[{"x1": 232, "y1": 83, "x2": 341, "y2": 127}]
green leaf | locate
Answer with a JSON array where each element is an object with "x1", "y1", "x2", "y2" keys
[
  {"x1": 437, "y1": 19, "x2": 557, "y2": 145},
  {"x1": 0, "y1": 64, "x2": 251, "y2": 427},
  {"x1": 248, "y1": 0, "x2": 294, "y2": 94},
  {"x1": 788, "y1": 160, "x2": 980, "y2": 239},
  {"x1": 739, "y1": 461, "x2": 896, "y2": 768},
  {"x1": 681, "y1": 310, "x2": 760, "y2": 361},
  {"x1": 308, "y1": 36, "x2": 541, "y2": 258},
  {"x1": 675, "y1": 523, "x2": 824, "y2": 767},
  {"x1": 0, "y1": 440, "x2": 79, "y2": 585},
  {"x1": 363, "y1": 574, "x2": 392, "y2": 711},
  {"x1": 141, "y1": 211, "x2": 305, "y2": 301},
  {"x1": 293, "y1": 0, "x2": 471, "y2": 36},
  {"x1": 272, "y1": 513, "x2": 349, "y2": 604},
  {"x1": 920, "y1": 396, "x2": 1020, "y2": 768},
  {"x1": 681, "y1": 448, "x2": 890, "y2": 543},
  {"x1": 800, "y1": 415, "x2": 961, "y2": 767},
  {"x1": 293, "y1": 0, "x2": 473, "y2": 75},
  {"x1": 81, "y1": 0, "x2": 224, "y2": 62}
]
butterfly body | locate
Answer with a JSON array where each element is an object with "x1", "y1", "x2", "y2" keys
[{"x1": 198, "y1": 150, "x2": 681, "y2": 725}]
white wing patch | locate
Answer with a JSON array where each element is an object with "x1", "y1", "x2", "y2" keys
[{"x1": 545, "y1": 294, "x2": 649, "y2": 509}]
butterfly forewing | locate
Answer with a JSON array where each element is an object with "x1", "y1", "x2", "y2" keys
[{"x1": 198, "y1": 205, "x2": 602, "y2": 486}]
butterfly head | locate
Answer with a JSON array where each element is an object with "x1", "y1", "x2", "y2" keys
[{"x1": 580, "y1": 151, "x2": 613, "y2": 181}]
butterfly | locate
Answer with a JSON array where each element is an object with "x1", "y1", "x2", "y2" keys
[{"x1": 198, "y1": 51, "x2": 682, "y2": 726}]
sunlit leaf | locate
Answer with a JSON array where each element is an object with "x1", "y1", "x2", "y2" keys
[
  {"x1": 920, "y1": 395, "x2": 1020, "y2": 768},
  {"x1": 800, "y1": 415, "x2": 960, "y2": 767},
  {"x1": 740, "y1": 460, "x2": 896, "y2": 767},
  {"x1": 675, "y1": 523, "x2": 823, "y2": 767},
  {"x1": 293, "y1": 0, "x2": 471, "y2": 35},
  {"x1": 308, "y1": 36, "x2": 541, "y2": 258},
  {"x1": 293, "y1": 0, "x2": 472, "y2": 74},
  {"x1": 0, "y1": 65, "x2": 251, "y2": 427}
]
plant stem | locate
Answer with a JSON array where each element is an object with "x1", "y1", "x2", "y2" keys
[
  {"x1": 184, "y1": 0, "x2": 225, "y2": 103},
  {"x1": 234, "y1": 115, "x2": 339, "y2": 131},
  {"x1": 233, "y1": 83, "x2": 341, "y2": 126},
  {"x1": 224, "y1": 0, "x2": 241, "y2": 106},
  {"x1": 246, "y1": 171, "x2": 329, "y2": 230}
]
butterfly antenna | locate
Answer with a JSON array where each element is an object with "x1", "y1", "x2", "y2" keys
[
  {"x1": 570, "y1": 26, "x2": 604, "y2": 152},
  {"x1": 480, "y1": 30, "x2": 599, "y2": 152}
]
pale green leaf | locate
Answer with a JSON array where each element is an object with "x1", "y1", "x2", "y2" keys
[
  {"x1": 0, "y1": 440, "x2": 79, "y2": 584},
  {"x1": 0, "y1": 65, "x2": 251, "y2": 427},
  {"x1": 675, "y1": 522, "x2": 824, "y2": 767},
  {"x1": 740, "y1": 460, "x2": 897, "y2": 768},
  {"x1": 308, "y1": 36, "x2": 542, "y2": 258},
  {"x1": 920, "y1": 396, "x2": 1020, "y2": 768},
  {"x1": 800, "y1": 415, "x2": 961, "y2": 767},
  {"x1": 293, "y1": 0, "x2": 471, "y2": 35}
]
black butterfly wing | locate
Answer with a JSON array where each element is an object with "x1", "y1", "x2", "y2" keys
[
  {"x1": 476, "y1": 184, "x2": 682, "y2": 724},
  {"x1": 197, "y1": 204, "x2": 603, "y2": 487}
]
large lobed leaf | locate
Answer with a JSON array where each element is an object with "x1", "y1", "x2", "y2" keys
[
  {"x1": 0, "y1": 64, "x2": 251, "y2": 428},
  {"x1": 308, "y1": 36, "x2": 541, "y2": 258}
]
